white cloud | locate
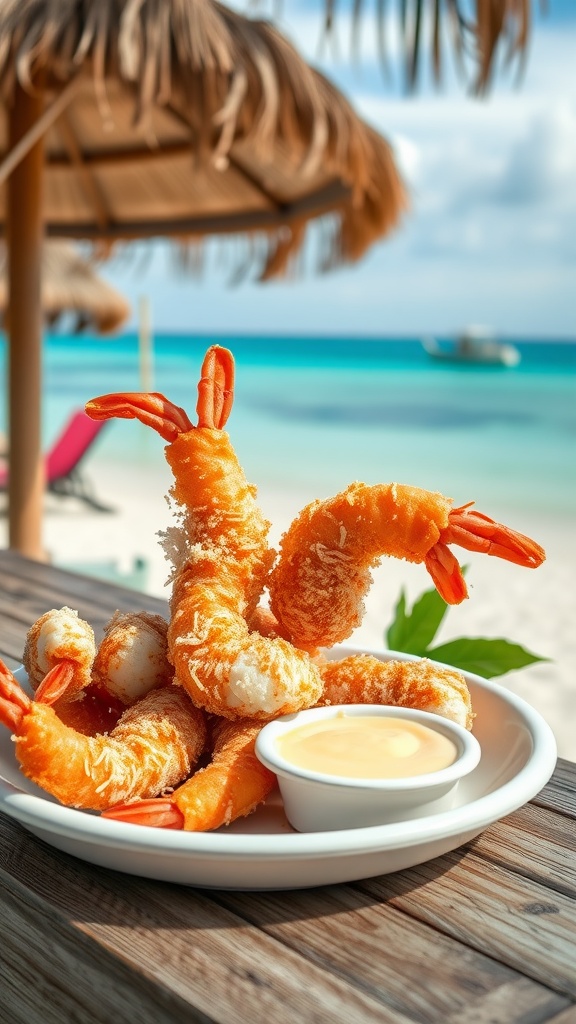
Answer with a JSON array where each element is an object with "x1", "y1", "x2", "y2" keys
[{"x1": 494, "y1": 103, "x2": 576, "y2": 205}]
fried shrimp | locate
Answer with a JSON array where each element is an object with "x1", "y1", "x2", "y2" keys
[
  {"x1": 102, "y1": 718, "x2": 276, "y2": 831},
  {"x1": 23, "y1": 606, "x2": 95, "y2": 697},
  {"x1": 317, "y1": 655, "x2": 474, "y2": 729},
  {"x1": 92, "y1": 610, "x2": 172, "y2": 705},
  {"x1": 268, "y1": 485, "x2": 545, "y2": 650},
  {"x1": 86, "y1": 346, "x2": 323, "y2": 721},
  {"x1": 0, "y1": 660, "x2": 207, "y2": 810},
  {"x1": 23, "y1": 606, "x2": 172, "y2": 734},
  {"x1": 21, "y1": 606, "x2": 116, "y2": 734}
]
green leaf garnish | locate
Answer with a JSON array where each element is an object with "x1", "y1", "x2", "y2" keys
[
  {"x1": 425, "y1": 638, "x2": 549, "y2": 678},
  {"x1": 385, "y1": 572, "x2": 549, "y2": 678},
  {"x1": 386, "y1": 586, "x2": 449, "y2": 656},
  {"x1": 385, "y1": 589, "x2": 408, "y2": 651}
]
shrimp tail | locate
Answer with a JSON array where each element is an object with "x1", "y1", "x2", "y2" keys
[
  {"x1": 103, "y1": 798, "x2": 184, "y2": 829},
  {"x1": 442, "y1": 505, "x2": 546, "y2": 567},
  {"x1": 86, "y1": 345, "x2": 234, "y2": 440},
  {"x1": 426, "y1": 504, "x2": 546, "y2": 604},
  {"x1": 0, "y1": 659, "x2": 31, "y2": 732},
  {"x1": 85, "y1": 393, "x2": 194, "y2": 442},
  {"x1": 0, "y1": 658, "x2": 99, "y2": 734},
  {"x1": 35, "y1": 661, "x2": 75, "y2": 705},
  {"x1": 196, "y1": 345, "x2": 235, "y2": 429},
  {"x1": 424, "y1": 542, "x2": 468, "y2": 604}
]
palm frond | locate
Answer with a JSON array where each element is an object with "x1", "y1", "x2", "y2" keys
[{"x1": 319, "y1": 0, "x2": 533, "y2": 92}]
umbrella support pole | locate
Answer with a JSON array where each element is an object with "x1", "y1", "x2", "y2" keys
[{"x1": 7, "y1": 83, "x2": 46, "y2": 560}]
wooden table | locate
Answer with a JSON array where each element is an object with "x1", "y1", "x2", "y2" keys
[{"x1": 0, "y1": 550, "x2": 574, "y2": 1024}]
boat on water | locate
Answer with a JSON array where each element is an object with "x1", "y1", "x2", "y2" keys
[{"x1": 422, "y1": 326, "x2": 521, "y2": 367}]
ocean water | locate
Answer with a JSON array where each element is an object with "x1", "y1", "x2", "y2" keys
[{"x1": 1, "y1": 335, "x2": 575, "y2": 518}]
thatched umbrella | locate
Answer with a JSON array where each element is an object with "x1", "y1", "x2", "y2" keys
[
  {"x1": 0, "y1": 240, "x2": 130, "y2": 333},
  {"x1": 0, "y1": 0, "x2": 407, "y2": 560}
]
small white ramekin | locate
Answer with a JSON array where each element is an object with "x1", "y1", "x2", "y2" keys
[{"x1": 255, "y1": 704, "x2": 481, "y2": 832}]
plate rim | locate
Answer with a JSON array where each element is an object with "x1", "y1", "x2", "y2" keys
[{"x1": 0, "y1": 648, "x2": 558, "y2": 862}]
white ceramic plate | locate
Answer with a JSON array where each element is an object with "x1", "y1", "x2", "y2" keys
[{"x1": 0, "y1": 648, "x2": 557, "y2": 890}]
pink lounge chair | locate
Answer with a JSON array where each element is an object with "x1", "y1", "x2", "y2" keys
[{"x1": 0, "y1": 410, "x2": 112, "y2": 512}]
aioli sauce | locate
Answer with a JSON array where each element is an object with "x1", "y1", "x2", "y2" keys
[{"x1": 277, "y1": 714, "x2": 458, "y2": 779}]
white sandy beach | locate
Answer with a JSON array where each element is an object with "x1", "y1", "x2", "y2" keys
[{"x1": 2, "y1": 454, "x2": 574, "y2": 762}]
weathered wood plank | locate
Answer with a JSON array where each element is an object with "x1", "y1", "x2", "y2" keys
[
  {"x1": 0, "y1": 548, "x2": 162, "y2": 605},
  {"x1": 0, "y1": 557, "x2": 167, "y2": 629},
  {"x1": 0, "y1": 585, "x2": 109, "y2": 638},
  {"x1": 356, "y1": 849, "x2": 576, "y2": 999},
  {"x1": 0, "y1": 583, "x2": 119, "y2": 629},
  {"x1": 0, "y1": 616, "x2": 39, "y2": 663},
  {"x1": 470, "y1": 803, "x2": 576, "y2": 898},
  {"x1": 534, "y1": 760, "x2": 576, "y2": 820},
  {"x1": 546, "y1": 1007, "x2": 576, "y2": 1024},
  {"x1": 217, "y1": 886, "x2": 569, "y2": 1024},
  {"x1": 0, "y1": 818, "x2": 409, "y2": 1024},
  {"x1": 442, "y1": 977, "x2": 571, "y2": 1024},
  {"x1": 0, "y1": 877, "x2": 210, "y2": 1024}
]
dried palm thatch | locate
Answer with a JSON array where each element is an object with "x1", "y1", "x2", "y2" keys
[
  {"x1": 0, "y1": 0, "x2": 407, "y2": 278},
  {"x1": 0, "y1": 240, "x2": 130, "y2": 333},
  {"x1": 0, "y1": 0, "x2": 408, "y2": 561},
  {"x1": 319, "y1": 0, "x2": 531, "y2": 93}
]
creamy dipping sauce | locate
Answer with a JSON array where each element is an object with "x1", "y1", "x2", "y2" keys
[{"x1": 277, "y1": 714, "x2": 458, "y2": 779}]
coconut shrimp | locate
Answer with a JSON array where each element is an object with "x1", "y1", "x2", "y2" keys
[
  {"x1": 102, "y1": 717, "x2": 276, "y2": 831},
  {"x1": 0, "y1": 659, "x2": 207, "y2": 810},
  {"x1": 23, "y1": 606, "x2": 96, "y2": 698},
  {"x1": 317, "y1": 655, "x2": 473, "y2": 729},
  {"x1": 23, "y1": 606, "x2": 174, "y2": 734},
  {"x1": 86, "y1": 346, "x2": 323, "y2": 721},
  {"x1": 92, "y1": 610, "x2": 172, "y2": 705},
  {"x1": 22, "y1": 606, "x2": 117, "y2": 734},
  {"x1": 268, "y1": 484, "x2": 545, "y2": 651}
]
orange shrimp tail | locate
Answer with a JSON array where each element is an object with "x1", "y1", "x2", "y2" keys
[
  {"x1": 0, "y1": 659, "x2": 31, "y2": 732},
  {"x1": 425, "y1": 543, "x2": 469, "y2": 604},
  {"x1": 102, "y1": 798, "x2": 184, "y2": 829},
  {"x1": 85, "y1": 392, "x2": 194, "y2": 443},
  {"x1": 442, "y1": 505, "x2": 546, "y2": 568},
  {"x1": 196, "y1": 345, "x2": 235, "y2": 429},
  {"x1": 35, "y1": 661, "x2": 75, "y2": 705}
]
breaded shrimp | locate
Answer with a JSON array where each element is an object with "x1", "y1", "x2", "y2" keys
[
  {"x1": 23, "y1": 607, "x2": 172, "y2": 734},
  {"x1": 23, "y1": 606, "x2": 95, "y2": 697},
  {"x1": 317, "y1": 655, "x2": 474, "y2": 729},
  {"x1": 92, "y1": 610, "x2": 172, "y2": 705},
  {"x1": 86, "y1": 346, "x2": 323, "y2": 721},
  {"x1": 0, "y1": 660, "x2": 207, "y2": 810},
  {"x1": 22, "y1": 606, "x2": 118, "y2": 734},
  {"x1": 268, "y1": 486, "x2": 545, "y2": 650},
  {"x1": 102, "y1": 717, "x2": 276, "y2": 831}
]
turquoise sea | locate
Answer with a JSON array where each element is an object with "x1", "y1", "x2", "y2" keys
[{"x1": 2, "y1": 335, "x2": 575, "y2": 518}]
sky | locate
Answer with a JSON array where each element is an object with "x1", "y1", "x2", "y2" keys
[{"x1": 101, "y1": 1, "x2": 576, "y2": 339}]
